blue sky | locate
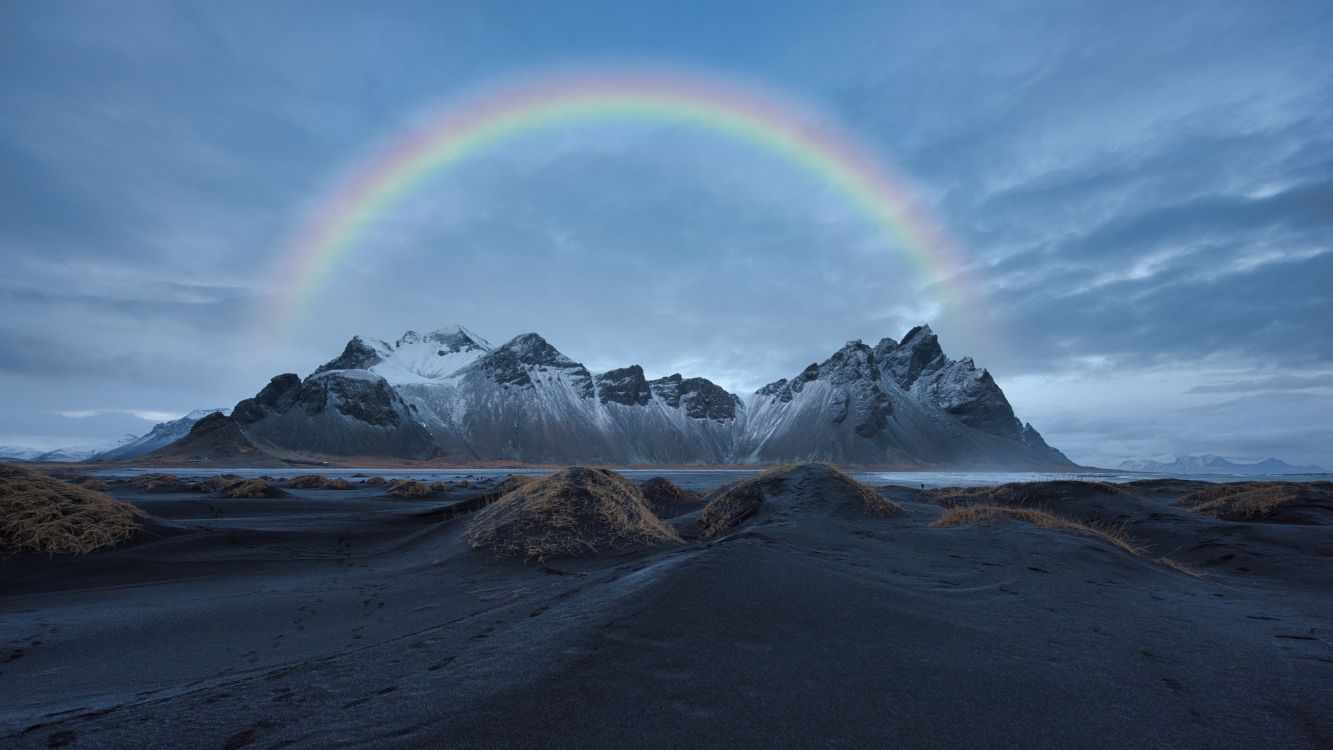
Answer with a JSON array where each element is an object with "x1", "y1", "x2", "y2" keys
[{"x1": 2, "y1": 1, "x2": 1331, "y2": 467}]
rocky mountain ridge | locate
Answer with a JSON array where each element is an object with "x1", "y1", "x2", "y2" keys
[{"x1": 152, "y1": 324, "x2": 1075, "y2": 468}]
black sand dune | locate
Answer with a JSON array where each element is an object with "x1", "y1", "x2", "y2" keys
[{"x1": 1, "y1": 466, "x2": 1330, "y2": 748}]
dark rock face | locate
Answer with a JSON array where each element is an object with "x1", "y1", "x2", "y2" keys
[
  {"x1": 175, "y1": 324, "x2": 1073, "y2": 469},
  {"x1": 233, "y1": 371, "x2": 435, "y2": 459},
  {"x1": 481, "y1": 333, "x2": 594, "y2": 398},
  {"x1": 879, "y1": 325, "x2": 948, "y2": 390},
  {"x1": 314, "y1": 337, "x2": 382, "y2": 374},
  {"x1": 596, "y1": 366, "x2": 652, "y2": 406},
  {"x1": 649, "y1": 375, "x2": 738, "y2": 421}
]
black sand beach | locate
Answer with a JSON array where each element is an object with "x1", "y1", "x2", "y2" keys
[{"x1": 2, "y1": 467, "x2": 1331, "y2": 748}]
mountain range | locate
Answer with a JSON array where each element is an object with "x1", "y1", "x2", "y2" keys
[
  {"x1": 1118, "y1": 454, "x2": 1328, "y2": 475},
  {"x1": 142, "y1": 324, "x2": 1074, "y2": 469},
  {"x1": 0, "y1": 409, "x2": 229, "y2": 463}
]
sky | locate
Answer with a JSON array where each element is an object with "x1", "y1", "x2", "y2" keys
[{"x1": 1, "y1": 0, "x2": 1331, "y2": 468}]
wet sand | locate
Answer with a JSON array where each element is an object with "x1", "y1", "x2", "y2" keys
[{"x1": 2, "y1": 469, "x2": 1330, "y2": 748}]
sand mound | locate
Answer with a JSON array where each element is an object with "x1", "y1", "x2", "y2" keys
[
  {"x1": 699, "y1": 464, "x2": 903, "y2": 540},
  {"x1": 125, "y1": 473, "x2": 192, "y2": 492},
  {"x1": 385, "y1": 480, "x2": 434, "y2": 498},
  {"x1": 0, "y1": 463, "x2": 143, "y2": 555},
  {"x1": 931, "y1": 505, "x2": 1141, "y2": 555},
  {"x1": 467, "y1": 467, "x2": 679, "y2": 560},
  {"x1": 1176, "y1": 482, "x2": 1333, "y2": 523},
  {"x1": 639, "y1": 477, "x2": 700, "y2": 517},
  {"x1": 218, "y1": 478, "x2": 287, "y2": 499}
]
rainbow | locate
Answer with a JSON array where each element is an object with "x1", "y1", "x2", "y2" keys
[{"x1": 263, "y1": 66, "x2": 976, "y2": 342}]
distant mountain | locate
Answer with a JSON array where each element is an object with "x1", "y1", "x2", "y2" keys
[
  {"x1": 0, "y1": 436, "x2": 137, "y2": 463},
  {"x1": 163, "y1": 323, "x2": 1074, "y2": 469},
  {"x1": 1118, "y1": 454, "x2": 1328, "y2": 475},
  {"x1": 90, "y1": 408, "x2": 230, "y2": 461}
]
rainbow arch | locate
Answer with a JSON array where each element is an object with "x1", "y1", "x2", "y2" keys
[{"x1": 263, "y1": 66, "x2": 975, "y2": 342}]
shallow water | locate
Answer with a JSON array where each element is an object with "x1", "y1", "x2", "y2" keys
[{"x1": 87, "y1": 465, "x2": 1331, "y2": 492}]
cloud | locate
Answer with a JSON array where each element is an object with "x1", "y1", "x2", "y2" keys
[
  {"x1": 1187, "y1": 373, "x2": 1333, "y2": 394},
  {"x1": 57, "y1": 409, "x2": 183, "y2": 422}
]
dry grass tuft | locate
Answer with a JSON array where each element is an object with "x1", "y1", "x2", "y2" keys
[
  {"x1": 467, "y1": 467, "x2": 679, "y2": 560},
  {"x1": 456, "y1": 479, "x2": 471, "y2": 489},
  {"x1": 698, "y1": 463, "x2": 903, "y2": 540},
  {"x1": 698, "y1": 482, "x2": 766, "y2": 540},
  {"x1": 0, "y1": 463, "x2": 143, "y2": 555},
  {"x1": 931, "y1": 504, "x2": 1142, "y2": 556},
  {"x1": 363, "y1": 475, "x2": 388, "y2": 486},
  {"x1": 430, "y1": 481, "x2": 450, "y2": 492},
  {"x1": 76, "y1": 477, "x2": 110, "y2": 492},
  {"x1": 1155, "y1": 555, "x2": 1205, "y2": 578},
  {"x1": 288, "y1": 474, "x2": 332, "y2": 489},
  {"x1": 1176, "y1": 482, "x2": 1333, "y2": 521},
  {"x1": 220, "y1": 478, "x2": 282, "y2": 499},
  {"x1": 385, "y1": 480, "x2": 434, "y2": 498},
  {"x1": 126, "y1": 473, "x2": 191, "y2": 491},
  {"x1": 639, "y1": 476, "x2": 700, "y2": 515},
  {"x1": 813, "y1": 463, "x2": 905, "y2": 517},
  {"x1": 192, "y1": 474, "x2": 244, "y2": 493}
]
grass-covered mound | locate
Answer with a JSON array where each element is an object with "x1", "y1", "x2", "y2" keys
[
  {"x1": 192, "y1": 474, "x2": 245, "y2": 493},
  {"x1": 1, "y1": 463, "x2": 142, "y2": 555},
  {"x1": 125, "y1": 473, "x2": 193, "y2": 492},
  {"x1": 385, "y1": 479, "x2": 434, "y2": 498},
  {"x1": 467, "y1": 467, "x2": 679, "y2": 560},
  {"x1": 931, "y1": 480, "x2": 1135, "y2": 508},
  {"x1": 1176, "y1": 482, "x2": 1333, "y2": 523},
  {"x1": 218, "y1": 478, "x2": 287, "y2": 499},
  {"x1": 638, "y1": 477, "x2": 700, "y2": 517},
  {"x1": 698, "y1": 463, "x2": 903, "y2": 540},
  {"x1": 931, "y1": 504, "x2": 1141, "y2": 555}
]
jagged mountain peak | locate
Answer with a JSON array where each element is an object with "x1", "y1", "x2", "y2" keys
[{"x1": 493, "y1": 332, "x2": 575, "y2": 365}]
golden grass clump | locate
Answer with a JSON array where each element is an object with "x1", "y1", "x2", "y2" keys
[
  {"x1": 697, "y1": 482, "x2": 766, "y2": 540},
  {"x1": 930, "y1": 504, "x2": 1142, "y2": 555},
  {"x1": 638, "y1": 476, "x2": 700, "y2": 515},
  {"x1": 467, "y1": 467, "x2": 680, "y2": 560},
  {"x1": 76, "y1": 477, "x2": 110, "y2": 492},
  {"x1": 456, "y1": 479, "x2": 471, "y2": 489},
  {"x1": 220, "y1": 478, "x2": 279, "y2": 499},
  {"x1": 813, "y1": 463, "x2": 905, "y2": 517},
  {"x1": 363, "y1": 475, "x2": 388, "y2": 486},
  {"x1": 1175, "y1": 482, "x2": 1333, "y2": 521},
  {"x1": 430, "y1": 481, "x2": 450, "y2": 492},
  {"x1": 127, "y1": 473, "x2": 191, "y2": 491},
  {"x1": 192, "y1": 474, "x2": 244, "y2": 493},
  {"x1": 326, "y1": 478, "x2": 352, "y2": 490},
  {"x1": 288, "y1": 474, "x2": 331, "y2": 489},
  {"x1": 698, "y1": 463, "x2": 903, "y2": 540},
  {"x1": 386, "y1": 479, "x2": 434, "y2": 498},
  {"x1": 0, "y1": 463, "x2": 142, "y2": 555}
]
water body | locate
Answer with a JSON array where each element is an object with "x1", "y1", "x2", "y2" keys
[{"x1": 88, "y1": 466, "x2": 1332, "y2": 494}]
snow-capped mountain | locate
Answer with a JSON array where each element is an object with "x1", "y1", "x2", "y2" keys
[
  {"x1": 1119, "y1": 454, "x2": 1328, "y2": 475},
  {"x1": 90, "y1": 409, "x2": 231, "y2": 461},
  {"x1": 0, "y1": 436, "x2": 137, "y2": 462},
  {"x1": 183, "y1": 324, "x2": 1073, "y2": 468},
  {"x1": 0, "y1": 410, "x2": 233, "y2": 463}
]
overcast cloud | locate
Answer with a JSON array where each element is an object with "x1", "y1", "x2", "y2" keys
[{"x1": 1, "y1": 0, "x2": 1330, "y2": 467}]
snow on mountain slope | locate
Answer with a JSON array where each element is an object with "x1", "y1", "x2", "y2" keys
[
  {"x1": 314, "y1": 325, "x2": 493, "y2": 385},
  {"x1": 192, "y1": 324, "x2": 1074, "y2": 468},
  {"x1": 1119, "y1": 454, "x2": 1329, "y2": 475},
  {"x1": 91, "y1": 409, "x2": 230, "y2": 461}
]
